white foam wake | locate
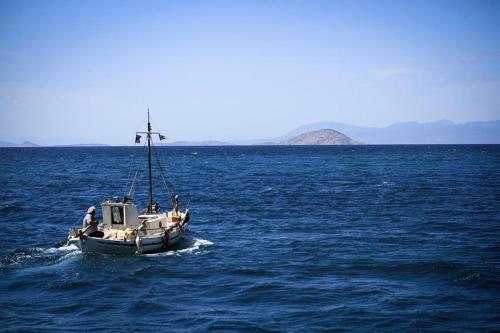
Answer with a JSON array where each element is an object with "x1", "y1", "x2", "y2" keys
[
  {"x1": 178, "y1": 238, "x2": 214, "y2": 254},
  {"x1": 43, "y1": 244, "x2": 79, "y2": 254},
  {"x1": 145, "y1": 238, "x2": 213, "y2": 257},
  {"x1": 43, "y1": 244, "x2": 81, "y2": 265}
]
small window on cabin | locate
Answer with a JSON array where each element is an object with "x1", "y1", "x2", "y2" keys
[{"x1": 111, "y1": 206, "x2": 124, "y2": 224}]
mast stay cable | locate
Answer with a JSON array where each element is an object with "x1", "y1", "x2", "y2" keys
[{"x1": 151, "y1": 140, "x2": 174, "y2": 201}]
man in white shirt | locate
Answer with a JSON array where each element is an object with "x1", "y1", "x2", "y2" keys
[{"x1": 82, "y1": 206, "x2": 97, "y2": 235}]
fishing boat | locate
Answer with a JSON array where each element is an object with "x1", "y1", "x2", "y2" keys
[{"x1": 67, "y1": 110, "x2": 190, "y2": 254}]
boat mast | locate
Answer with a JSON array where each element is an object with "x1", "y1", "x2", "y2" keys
[
  {"x1": 136, "y1": 109, "x2": 165, "y2": 214},
  {"x1": 147, "y1": 108, "x2": 153, "y2": 213}
]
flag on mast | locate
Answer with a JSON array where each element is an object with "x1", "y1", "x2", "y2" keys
[
  {"x1": 135, "y1": 134, "x2": 141, "y2": 144},
  {"x1": 159, "y1": 134, "x2": 166, "y2": 141}
]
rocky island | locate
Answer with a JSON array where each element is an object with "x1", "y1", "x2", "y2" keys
[
  {"x1": 280, "y1": 129, "x2": 362, "y2": 145},
  {"x1": 0, "y1": 141, "x2": 39, "y2": 147}
]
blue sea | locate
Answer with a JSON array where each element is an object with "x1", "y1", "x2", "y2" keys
[{"x1": 0, "y1": 145, "x2": 499, "y2": 332}]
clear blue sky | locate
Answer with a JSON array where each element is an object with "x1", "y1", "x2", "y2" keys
[{"x1": 1, "y1": 0, "x2": 499, "y2": 145}]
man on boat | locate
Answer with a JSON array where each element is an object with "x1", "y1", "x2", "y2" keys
[
  {"x1": 82, "y1": 206, "x2": 97, "y2": 235},
  {"x1": 172, "y1": 195, "x2": 179, "y2": 217}
]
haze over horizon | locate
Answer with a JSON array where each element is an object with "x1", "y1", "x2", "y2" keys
[{"x1": 1, "y1": 0, "x2": 500, "y2": 145}]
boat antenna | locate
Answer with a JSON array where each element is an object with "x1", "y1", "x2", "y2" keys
[{"x1": 147, "y1": 108, "x2": 153, "y2": 213}]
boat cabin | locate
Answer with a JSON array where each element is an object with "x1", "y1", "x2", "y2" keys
[{"x1": 101, "y1": 198, "x2": 139, "y2": 230}]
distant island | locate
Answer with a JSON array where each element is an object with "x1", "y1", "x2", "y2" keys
[
  {"x1": 267, "y1": 119, "x2": 500, "y2": 145},
  {"x1": 2, "y1": 119, "x2": 499, "y2": 146},
  {"x1": 0, "y1": 141, "x2": 39, "y2": 147},
  {"x1": 0, "y1": 141, "x2": 109, "y2": 147},
  {"x1": 280, "y1": 129, "x2": 361, "y2": 145}
]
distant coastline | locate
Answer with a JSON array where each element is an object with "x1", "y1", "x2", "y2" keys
[
  {"x1": 267, "y1": 119, "x2": 500, "y2": 145},
  {"x1": 0, "y1": 141, "x2": 110, "y2": 148},
  {"x1": 2, "y1": 119, "x2": 499, "y2": 147}
]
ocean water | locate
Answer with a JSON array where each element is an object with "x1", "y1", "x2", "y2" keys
[{"x1": 0, "y1": 145, "x2": 499, "y2": 332}]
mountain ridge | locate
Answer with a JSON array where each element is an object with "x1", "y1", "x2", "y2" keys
[
  {"x1": 2, "y1": 120, "x2": 499, "y2": 146},
  {"x1": 0, "y1": 141, "x2": 40, "y2": 147},
  {"x1": 267, "y1": 119, "x2": 500, "y2": 144}
]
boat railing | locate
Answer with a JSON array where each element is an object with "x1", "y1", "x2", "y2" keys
[
  {"x1": 143, "y1": 226, "x2": 163, "y2": 235},
  {"x1": 140, "y1": 223, "x2": 182, "y2": 236}
]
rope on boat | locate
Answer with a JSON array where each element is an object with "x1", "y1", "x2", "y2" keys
[
  {"x1": 151, "y1": 141, "x2": 174, "y2": 201},
  {"x1": 127, "y1": 169, "x2": 139, "y2": 198},
  {"x1": 125, "y1": 140, "x2": 149, "y2": 198},
  {"x1": 130, "y1": 115, "x2": 188, "y2": 214}
]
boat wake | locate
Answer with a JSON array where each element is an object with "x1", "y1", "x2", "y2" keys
[
  {"x1": 0, "y1": 243, "x2": 81, "y2": 270},
  {"x1": 1, "y1": 237, "x2": 212, "y2": 270},
  {"x1": 43, "y1": 244, "x2": 80, "y2": 254},
  {"x1": 145, "y1": 237, "x2": 213, "y2": 257}
]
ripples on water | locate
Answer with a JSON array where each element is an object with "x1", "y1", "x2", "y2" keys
[{"x1": 0, "y1": 145, "x2": 499, "y2": 332}]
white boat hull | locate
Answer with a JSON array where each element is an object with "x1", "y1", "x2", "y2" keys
[{"x1": 69, "y1": 228, "x2": 185, "y2": 255}]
